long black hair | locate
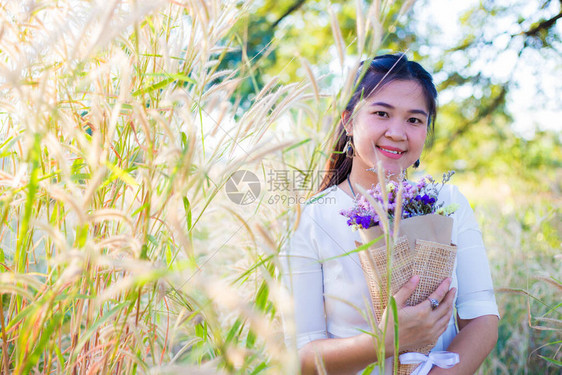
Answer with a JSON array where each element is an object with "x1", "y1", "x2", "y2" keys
[{"x1": 318, "y1": 53, "x2": 438, "y2": 192}]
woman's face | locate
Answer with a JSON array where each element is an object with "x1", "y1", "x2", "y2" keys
[{"x1": 347, "y1": 79, "x2": 429, "y2": 177}]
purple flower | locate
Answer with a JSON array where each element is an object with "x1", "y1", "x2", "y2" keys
[{"x1": 340, "y1": 172, "x2": 456, "y2": 229}]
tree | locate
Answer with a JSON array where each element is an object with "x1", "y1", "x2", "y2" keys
[{"x1": 223, "y1": 0, "x2": 561, "y2": 183}]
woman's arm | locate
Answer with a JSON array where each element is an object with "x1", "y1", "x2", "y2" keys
[
  {"x1": 428, "y1": 315, "x2": 498, "y2": 375},
  {"x1": 299, "y1": 333, "x2": 381, "y2": 375},
  {"x1": 429, "y1": 187, "x2": 500, "y2": 374},
  {"x1": 299, "y1": 276, "x2": 457, "y2": 375}
]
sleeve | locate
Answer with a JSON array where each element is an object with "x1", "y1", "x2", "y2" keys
[
  {"x1": 279, "y1": 207, "x2": 328, "y2": 349},
  {"x1": 452, "y1": 186, "x2": 500, "y2": 320}
]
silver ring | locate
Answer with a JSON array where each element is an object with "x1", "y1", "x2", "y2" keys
[{"x1": 428, "y1": 298, "x2": 439, "y2": 310}]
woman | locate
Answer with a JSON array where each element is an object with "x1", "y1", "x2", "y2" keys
[{"x1": 280, "y1": 54, "x2": 499, "y2": 374}]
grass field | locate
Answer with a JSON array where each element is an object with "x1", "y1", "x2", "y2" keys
[{"x1": 462, "y1": 178, "x2": 561, "y2": 374}]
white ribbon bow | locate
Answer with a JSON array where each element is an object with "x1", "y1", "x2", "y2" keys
[{"x1": 399, "y1": 351, "x2": 460, "y2": 375}]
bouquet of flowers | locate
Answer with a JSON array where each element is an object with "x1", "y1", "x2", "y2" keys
[{"x1": 341, "y1": 172, "x2": 459, "y2": 375}]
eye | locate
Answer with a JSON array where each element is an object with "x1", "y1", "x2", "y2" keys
[
  {"x1": 407, "y1": 117, "x2": 424, "y2": 125},
  {"x1": 372, "y1": 111, "x2": 389, "y2": 118}
]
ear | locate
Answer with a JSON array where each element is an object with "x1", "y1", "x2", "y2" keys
[{"x1": 342, "y1": 110, "x2": 353, "y2": 136}]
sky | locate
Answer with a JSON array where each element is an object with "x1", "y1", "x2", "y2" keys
[
  {"x1": 319, "y1": 0, "x2": 561, "y2": 140},
  {"x1": 416, "y1": 0, "x2": 562, "y2": 138}
]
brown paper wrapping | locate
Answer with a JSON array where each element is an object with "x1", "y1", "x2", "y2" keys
[{"x1": 356, "y1": 214, "x2": 457, "y2": 375}]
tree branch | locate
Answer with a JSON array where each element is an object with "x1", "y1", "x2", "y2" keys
[
  {"x1": 524, "y1": 11, "x2": 562, "y2": 37},
  {"x1": 271, "y1": 0, "x2": 307, "y2": 29},
  {"x1": 447, "y1": 85, "x2": 508, "y2": 143}
]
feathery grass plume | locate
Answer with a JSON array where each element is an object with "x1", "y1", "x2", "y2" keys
[
  {"x1": 367, "y1": 0, "x2": 384, "y2": 52},
  {"x1": 300, "y1": 57, "x2": 321, "y2": 104},
  {"x1": 356, "y1": 0, "x2": 367, "y2": 55},
  {"x1": 398, "y1": 0, "x2": 417, "y2": 18},
  {"x1": 392, "y1": 174, "x2": 404, "y2": 245},
  {"x1": 329, "y1": 6, "x2": 346, "y2": 70},
  {"x1": 376, "y1": 160, "x2": 389, "y2": 212},
  {"x1": 355, "y1": 179, "x2": 394, "y2": 374},
  {"x1": 0, "y1": 0, "x2": 309, "y2": 372}
]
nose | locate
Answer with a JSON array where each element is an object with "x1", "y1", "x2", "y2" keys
[{"x1": 384, "y1": 120, "x2": 407, "y2": 141}]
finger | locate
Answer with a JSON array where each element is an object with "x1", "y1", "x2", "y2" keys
[
  {"x1": 441, "y1": 287, "x2": 456, "y2": 308},
  {"x1": 433, "y1": 310, "x2": 453, "y2": 338},
  {"x1": 426, "y1": 290, "x2": 455, "y2": 338},
  {"x1": 434, "y1": 287, "x2": 456, "y2": 317},
  {"x1": 425, "y1": 277, "x2": 452, "y2": 310},
  {"x1": 434, "y1": 293, "x2": 455, "y2": 328},
  {"x1": 393, "y1": 275, "x2": 420, "y2": 306},
  {"x1": 443, "y1": 287, "x2": 456, "y2": 304}
]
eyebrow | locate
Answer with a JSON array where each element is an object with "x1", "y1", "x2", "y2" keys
[{"x1": 370, "y1": 102, "x2": 429, "y2": 117}]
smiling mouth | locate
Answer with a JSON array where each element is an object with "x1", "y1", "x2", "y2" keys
[{"x1": 377, "y1": 146, "x2": 404, "y2": 155}]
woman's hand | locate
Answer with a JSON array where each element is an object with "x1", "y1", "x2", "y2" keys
[
  {"x1": 379, "y1": 275, "x2": 456, "y2": 354},
  {"x1": 298, "y1": 276, "x2": 457, "y2": 374}
]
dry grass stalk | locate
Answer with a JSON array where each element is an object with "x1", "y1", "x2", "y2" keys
[
  {"x1": 329, "y1": 6, "x2": 346, "y2": 70},
  {"x1": 0, "y1": 0, "x2": 309, "y2": 372}
]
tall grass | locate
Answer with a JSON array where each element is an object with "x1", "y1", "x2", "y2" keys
[
  {"x1": 456, "y1": 178, "x2": 562, "y2": 374},
  {"x1": 0, "y1": 0, "x2": 559, "y2": 374},
  {"x1": 0, "y1": 0, "x2": 306, "y2": 373}
]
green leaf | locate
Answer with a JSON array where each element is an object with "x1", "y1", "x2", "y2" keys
[
  {"x1": 132, "y1": 73, "x2": 195, "y2": 97},
  {"x1": 545, "y1": 301, "x2": 562, "y2": 316},
  {"x1": 165, "y1": 244, "x2": 173, "y2": 267},
  {"x1": 105, "y1": 161, "x2": 138, "y2": 187},
  {"x1": 538, "y1": 355, "x2": 562, "y2": 366},
  {"x1": 246, "y1": 330, "x2": 256, "y2": 348},
  {"x1": 195, "y1": 320, "x2": 208, "y2": 340},
  {"x1": 54, "y1": 344, "x2": 64, "y2": 372},
  {"x1": 249, "y1": 362, "x2": 268, "y2": 374},
  {"x1": 321, "y1": 235, "x2": 383, "y2": 262},
  {"x1": 15, "y1": 133, "x2": 41, "y2": 274},
  {"x1": 132, "y1": 77, "x2": 174, "y2": 97},
  {"x1": 75, "y1": 224, "x2": 88, "y2": 248},
  {"x1": 233, "y1": 255, "x2": 273, "y2": 284},
  {"x1": 283, "y1": 138, "x2": 311, "y2": 153},
  {"x1": 183, "y1": 196, "x2": 192, "y2": 231},
  {"x1": 147, "y1": 234, "x2": 158, "y2": 247},
  {"x1": 389, "y1": 296, "x2": 399, "y2": 373},
  {"x1": 361, "y1": 363, "x2": 376, "y2": 374},
  {"x1": 22, "y1": 310, "x2": 64, "y2": 373},
  {"x1": 225, "y1": 319, "x2": 244, "y2": 345},
  {"x1": 140, "y1": 244, "x2": 149, "y2": 260},
  {"x1": 70, "y1": 302, "x2": 128, "y2": 364},
  {"x1": 255, "y1": 282, "x2": 269, "y2": 311}
]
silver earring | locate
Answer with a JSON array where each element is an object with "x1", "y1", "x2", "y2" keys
[{"x1": 345, "y1": 139, "x2": 355, "y2": 158}]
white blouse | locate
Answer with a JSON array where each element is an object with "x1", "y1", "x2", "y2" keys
[{"x1": 280, "y1": 184, "x2": 499, "y2": 374}]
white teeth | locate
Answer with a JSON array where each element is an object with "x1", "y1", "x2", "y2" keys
[{"x1": 379, "y1": 147, "x2": 402, "y2": 154}]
